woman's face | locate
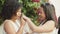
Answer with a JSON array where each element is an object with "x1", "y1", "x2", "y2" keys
[
  {"x1": 16, "y1": 8, "x2": 22, "y2": 18},
  {"x1": 37, "y1": 7, "x2": 46, "y2": 21}
]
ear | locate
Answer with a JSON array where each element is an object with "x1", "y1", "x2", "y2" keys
[{"x1": 16, "y1": 12, "x2": 19, "y2": 16}]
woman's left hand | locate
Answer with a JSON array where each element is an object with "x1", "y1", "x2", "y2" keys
[{"x1": 22, "y1": 14, "x2": 31, "y2": 22}]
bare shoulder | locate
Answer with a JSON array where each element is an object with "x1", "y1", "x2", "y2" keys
[
  {"x1": 4, "y1": 20, "x2": 13, "y2": 29},
  {"x1": 43, "y1": 20, "x2": 55, "y2": 28},
  {"x1": 41, "y1": 20, "x2": 55, "y2": 32},
  {"x1": 46, "y1": 20, "x2": 55, "y2": 24},
  {"x1": 4, "y1": 20, "x2": 13, "y2": 26},
  {"x1": 4, "y1": 20, "x2": 15, "y2": 33},
  {"x1": 42, "y1": 20, "x2": 55, "y2": 28}
]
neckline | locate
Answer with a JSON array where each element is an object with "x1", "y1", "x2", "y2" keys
[
  {"x1": 40, "y1": 19, "x2": 47, "y2": 25},
  {"x1": 6, "y1": 19, "x2": 20, "y2": 27},
  {"x1": 6, "y1": 19, "x2": 16, "y2": 23}
]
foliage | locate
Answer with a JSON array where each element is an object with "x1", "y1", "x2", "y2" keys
[
  {"x1": 0, "y1": 0, "x2": 47, "y2": 25},
  {"x1": 0, "y1": 0, "x2": 5, "y2": 25},
  {"x1": 19, "y1": 0, "x2": 46, "y2": 26}
]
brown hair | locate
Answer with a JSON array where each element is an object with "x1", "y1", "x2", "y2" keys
[{"x1": 41, "y1": 3, "x2": 57, "y2": 27}]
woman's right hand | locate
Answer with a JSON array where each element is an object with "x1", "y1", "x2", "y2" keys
[{"x1": 20, "y1": 16, "x2": 26, "y2": 27}]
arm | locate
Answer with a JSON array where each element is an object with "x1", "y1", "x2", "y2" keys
[
  {"x1": 23, "y1": 15, "x2": 55, "y2": 33},
  {"x1": 27, "y1": 20, "x2": 55, "y2": 33}
]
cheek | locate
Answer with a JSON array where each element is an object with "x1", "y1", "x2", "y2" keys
[
  {"x1": 17, "y1": 12, "x2": 21, "y2": 17},
  {"x1": 42, "y1": 11, "x2": 46, "y2": 18},
  {"x1": 40, "y1": 12, "x2": 45, "y2": 18},
  {"x1": 42, "y1": 13, "x2": 46, "y2": 19}
]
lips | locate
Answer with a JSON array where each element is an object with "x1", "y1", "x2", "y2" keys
[{"x1": 36, "y1": 8, "x2": 42, "y2": 15}]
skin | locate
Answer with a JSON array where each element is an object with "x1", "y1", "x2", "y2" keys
[
  {"x1": 37, "y1": 7, "x2": 46, "y2": 22},
  {"x1": 4, "y1": 8, "x2": 26, "y2": 34},
  {"x1": 23, "y1": 7, "x2": 55, "y2": 33}
]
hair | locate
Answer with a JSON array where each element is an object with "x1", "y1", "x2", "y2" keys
[
  {"x1": 58, "y1": 17, "x2": 60, "y2": 34},
  {"x1": 1, "y1": 0, "x2": 22, "y2": 20},
  {"x1": 51, "y1": 5, "x2": 58, "y2": 22},
  {"x1": 51, "y1": 5, "x2": 58, "y2": 28},
  {"x1": 41, "y1": 3, "x2": 57, "y2": 27},
  {"x1": 58, "y1": 16, "x2": 60, "y2": 28}
]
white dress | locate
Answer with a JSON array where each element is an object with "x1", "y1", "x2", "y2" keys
[
  {"x1": 2, "y1": 19, "x2": 31, "y2": 34},
  {"x1": 32, "y1": 20, "x2": 58, "y2": 34},
  {"x1": 2, "y1": 20, "x2": 58, "y2": 34}
]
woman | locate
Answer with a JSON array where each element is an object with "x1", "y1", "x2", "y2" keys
[
  {"x1": 1, "y1": 0, "x2": 27, "y2": 34},
  {"x1": 23, "y1": 3, "x2": 58, "y2": 34}
]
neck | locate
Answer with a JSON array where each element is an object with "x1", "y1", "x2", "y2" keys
[
  {"x1": 39, "y1": 18, "x2": 46, "y2": 23},
  {"x1": 39, "y1": 19, "x2": 46, "y2": 24},
  {"x1": 11, "y1": 16, "x2": 17, "y2": 22}
]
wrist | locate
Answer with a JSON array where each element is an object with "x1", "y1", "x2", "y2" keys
[{"x1": 20, "y1": 24, "x2": 24, "y2": 27}]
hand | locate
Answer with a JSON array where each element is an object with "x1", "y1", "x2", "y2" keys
[
  {"x1": 20, "y1": 16, "x2": 26, "y2": 27},
  {"x1": 26, "y1": 32, "x2": 29, "y2": 34},
  {"x1": 26, "y1": 32, "x2": 31, "y2": 34},
  {"x1": 22, "y1": 14, "x2": 31, "y2": 22}
]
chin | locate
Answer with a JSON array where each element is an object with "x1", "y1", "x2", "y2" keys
[
  {"x1": 17, "y1": 16, "x2": 20, "y2": 18},
  {"x1": 40, "y1": 18, "x2": 45, "y2": 20}
]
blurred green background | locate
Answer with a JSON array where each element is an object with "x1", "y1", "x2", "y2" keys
[{"x1": 0, "y1": 0, "x2": 48, "y2": 25}]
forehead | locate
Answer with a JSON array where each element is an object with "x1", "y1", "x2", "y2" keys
[
  {"x1": 40, "y1": 7, "x2": 43, "y2": 10},
  {"x1": 36, "y1": 7, "x2": 44, "y2": 12}
]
